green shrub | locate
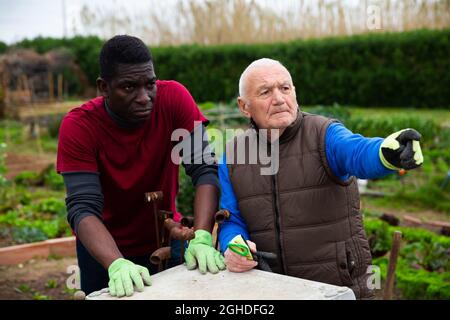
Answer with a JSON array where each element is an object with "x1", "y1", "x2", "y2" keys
[
  {"x1": 14, "y1": 29, "x2": 450, "y2": 107},
  {"x1": 0, "y1": 41, "x2": 7, "y2": 54}
]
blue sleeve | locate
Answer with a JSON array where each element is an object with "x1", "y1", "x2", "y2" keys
[
  {"x1": 325, "y1": 123, "x2": 395, "y2": 180},
  {"x1": 218, "y1": 153, "x2": 250, "y2": 253}
]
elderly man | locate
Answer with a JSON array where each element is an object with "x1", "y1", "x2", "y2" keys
[
  {"x1": 218, "y1": 58, "x2": 423, "y2": 299},
  {"x1": 57, "y1": 35, "x2": 225, "y2": 298}
]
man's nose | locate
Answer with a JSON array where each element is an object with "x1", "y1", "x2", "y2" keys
[
  {"x1": 136, "y1": 87, "x2": 151, "y2": 105},
  {"x1": 272, "y1": 89, "x2": 284, "y2": 105}
]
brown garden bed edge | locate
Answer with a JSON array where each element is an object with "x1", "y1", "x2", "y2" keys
[{"x1": 0, "y1": 236, "x2": 76, "y2": 265}]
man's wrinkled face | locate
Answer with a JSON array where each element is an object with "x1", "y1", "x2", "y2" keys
[
  {"x1": 238, "y1": 64, "x2": 298, "y2": 130},
  {"x1": 98, "y1": 61, "x2": 157, "y2": 123}
]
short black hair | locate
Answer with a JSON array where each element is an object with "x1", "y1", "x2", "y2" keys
[{"x1": 99, "y1": 35, "x2": 153, "y2": 80}]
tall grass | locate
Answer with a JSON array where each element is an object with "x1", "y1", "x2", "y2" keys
[{"x1": 76, "y1": 0, "x2": 450, "y2": 45}]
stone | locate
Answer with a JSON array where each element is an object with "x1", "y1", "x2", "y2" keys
[{"x1": 86, "y1": 265, "x2": 355, "y2": 300}]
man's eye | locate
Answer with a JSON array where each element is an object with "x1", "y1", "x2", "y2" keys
[
  {"x1": 124, "y1": 85, "x2": 135, "y2": 91},
  {"x1": 282, "y1": 86, "x2": 291, "y2": 92},
  {"x1": 147, "y1": 82, "x2": 155, "y2": 90},
  {"x1": 260, "y1": 90, "x2": 269, "y2": 96}
]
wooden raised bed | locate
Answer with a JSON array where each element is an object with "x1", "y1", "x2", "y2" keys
[{"x1": 0, "y1": 236, "x2": 76, "y2": 265}]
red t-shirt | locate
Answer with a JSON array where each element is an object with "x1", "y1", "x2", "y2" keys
[{"x1": 57, "y1": 80, "x2": 207, "y2": 256}]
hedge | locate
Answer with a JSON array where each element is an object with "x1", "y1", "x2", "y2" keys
[
  {"x1": 0, "y1": 41, "x2": 7, "y2": 54},
  {"x1": 8, "y1": 28, "x2": 450, "y2": 107},
  {"x1": 153, "y1": 28, "x2": 450, "y2": 107}
]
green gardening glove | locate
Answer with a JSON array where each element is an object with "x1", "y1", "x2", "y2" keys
[
  {"x1": 379, "y1": 128, "x2": 424, "y2": 170},
  {"x1": 184, "y1": 230, "x2": 226, "y2": 274},
  {"x1": 108, "y1": 258, "x2": 152, "y2": 297}
]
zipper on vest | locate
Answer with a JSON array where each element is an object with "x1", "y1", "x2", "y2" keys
[{"x1": 271, "y1": 174, "x2": 286, "y2": 274}]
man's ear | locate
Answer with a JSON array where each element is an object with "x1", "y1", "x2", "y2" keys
[
  {"x1": 96, "y1": 77, "x2": 108, "y2": 98},
  {"x1": 237, "y1": 97, "x2": 251, "y2": 119}
]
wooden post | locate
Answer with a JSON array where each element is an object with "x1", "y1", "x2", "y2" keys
[
  {"x1": 22, "y1": 74, "x2": 31, "y2": 105},
  {"x1": 383, "y1": 231, "x2": 402, "y2": 300},
  {"x1": 48, "y1": 72, "x2": 54, "y2": 102},
  {"x1": 57, "y1": 73, "x2": 63, "y2": 101}
]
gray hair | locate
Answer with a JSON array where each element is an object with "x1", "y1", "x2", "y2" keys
[{"x1": 238, "y1": 58, "x2": 291, "y2": 98}]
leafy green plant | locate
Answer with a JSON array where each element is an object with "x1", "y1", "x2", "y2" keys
[
  {"x1": 0, "y1": 196, "x2": 69, "y2": 243},
  {"x1": 367, "y1": 218, "x2": 450, "y2": 299},
  {"x1": 402, "y1": 241, "x2": 449, "y2": 272},
  {"x1": 19, "y1": 192, "x2": 32, "y2": 205},
  {"x1": 365, "y1": 219, "x2": 392, "y2": 257},
  {"x1": 422, "y1": 242, "x2": 449, "y2": 272},
  {"x1": 32, "y1": 293, "x2": 51, "y2": 300},
  {"x1": 14, "y1": 165, "x2": 64, "y2": 191},
  {"x1": 41, "y1": 164, "x2": 64, "y2": 191},
  {"x1": 14, "y1": 284, "x2": 32, "y2": 294},
  {"x1": 11, "y1": 226, "x2": 48, "y2": 244},
  {"x1": 62, "y1": 287, "x2": 78, "y2": 295},
  {"x1": 45, "y1": 279, "x2": 58, "y2": 289},
  {"x1": 0, "y1": 142, "x2": 7, "y2": 187},
  {"x1": 35, "y1": 198, "x2": 66, "y2": 216},
  {"x1": 14, "y1": 171, "x2": 41, "y2": 186},
  {"x1": 396, "y1": 260, "x2": 450, "y2": 300}
]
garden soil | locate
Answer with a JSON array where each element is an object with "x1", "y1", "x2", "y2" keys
[{"x1": 0, "y1": 256, "x2": 78, "y2": 300}]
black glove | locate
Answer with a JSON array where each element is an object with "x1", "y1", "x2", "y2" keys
[{"x1": 379, "y1": 129, "x2": 424, "y2": 170}]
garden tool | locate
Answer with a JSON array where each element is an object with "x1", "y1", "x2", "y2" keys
[
  {"x1": 149, "y1": 216, "x2": 195, "y2": 269},
  {"x1": 227, "y1": 234, "x2": 277, "y2": 272},
  {"x1": 214, "y1": 209, "x2": 230, "y2": 249},
  {"x1": 164, "y1": 217, "x2": 195, "y2": 264},
  {"x1": 181, "y1": 215, "x2": 195, "y2": 228},
  {"x1": 144, "y1": 191, "x2": 164, "y2": 249},
  {"x1": 158, "y1": 209, "x2": 173, "y2": 246},
  {"x1": 150, "y1": 246, "x2": 171, "y2": 270},
  {"x1": 215, "y1": 209, "x2": 230, "y2": 224}
]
